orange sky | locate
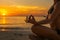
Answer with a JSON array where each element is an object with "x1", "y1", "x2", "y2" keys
[
  {"x1": 0, "y1": 5, "x2": 48, "y2": 16},
  {"x1": 0, "y1": 0, "x2": 53, "y2": 16}
]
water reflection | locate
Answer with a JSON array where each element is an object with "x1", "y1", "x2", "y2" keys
[
  {"x1": 0, "y1": 16, "x2": 46, "y2": 31},
  {"x1": 0, "y1": 16, "x2": 6, "y2": 31},
  {"x1": 2, "y1": 16, "x2": 6, "y2": 24}
]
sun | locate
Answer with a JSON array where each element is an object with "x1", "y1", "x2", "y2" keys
[
  {"x1": 2, "y1": 13, "x2": 6, "y2": 16},
  {"x1": 0, "y1": 9, "x2": 7, "y2": 16}
]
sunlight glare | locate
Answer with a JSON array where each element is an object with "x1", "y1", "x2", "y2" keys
[{"x1": 0, "y1": 9, "x2": 7, "y2": 16}]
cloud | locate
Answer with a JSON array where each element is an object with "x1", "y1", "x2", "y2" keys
[
  {"x1": 0, "y1": 0, "x2": 17, "y2": 5},
  {"x1": 0, "y1": 0, "x2": 53, "y2": 16},
  {"x1": 0, "y1": 0, "x2": 53, "y2": 8},
  {"x1": 0, "y1": 5, "x2": 47, "y2": 16}
]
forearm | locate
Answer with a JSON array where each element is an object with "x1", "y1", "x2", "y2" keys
[{"x1": 37, "y1": 19, "x2": 50, "y2": 24}]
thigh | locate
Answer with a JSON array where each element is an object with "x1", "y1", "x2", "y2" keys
[
  {"x1": 31, "y1": 25, "x2": 50, "y2": 36},
  {"x1": 31, "y1": 24, "x2": 60, "y2": 40}
]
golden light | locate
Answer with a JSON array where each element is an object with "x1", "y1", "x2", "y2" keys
[
  {"x1": 2, "y1": 13, "x2": 6, "y2": 16},
  {"x1": 2, "y1": 17, "x2": 6, "y2": 24},
  {"x1": 0, "y1": 9, "x2": 7, "y2": 24},
  {"x1": 0, "y1": 9, "x2": 7, "y2": 16}
]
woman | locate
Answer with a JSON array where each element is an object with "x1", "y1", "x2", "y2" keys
[
  {"x1": 25, "y1": 15, "x2": 60, "y2": 40},
  {"x1": 25, "y1": 0, "x2": 60, "y2": 40},
  {"x1": 50, "y1": 0, "x2": 60, "y2": 34}
]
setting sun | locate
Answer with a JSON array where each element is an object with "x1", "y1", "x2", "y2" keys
[
  {"x1": 0, "y1": 5, "x2": 47, "y2": 16},
  {"x1": 0, "y1": 9, "x2": 7, "y2": 16},
  {"x1": 2, "y1": 13, "x2": 6, "y2": 16}
]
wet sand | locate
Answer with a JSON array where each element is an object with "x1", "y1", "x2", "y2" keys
[{"x1": 0, "y1": 31, "x2": 32, "y2": 40}]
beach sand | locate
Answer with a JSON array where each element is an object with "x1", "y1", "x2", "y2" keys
[{"x1": 0, "y1": 31, "x2": 32, "y2": 40}]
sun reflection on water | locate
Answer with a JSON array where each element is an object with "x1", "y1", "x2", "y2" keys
[{"x1": 2, "y1": 16, "x2": 6, "y2": 24}]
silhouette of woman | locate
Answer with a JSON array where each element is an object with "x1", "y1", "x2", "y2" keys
[
  {"x1": 49, "y1": 0, "x2": 60, "y2": 34},
  {"x1": 25, "y1": 15, "x2": 60, "y2": 40},
  {"x1": 25, "y1": 0, "x2": 60, "y2": 40}
]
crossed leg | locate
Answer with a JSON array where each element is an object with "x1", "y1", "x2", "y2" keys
[
  {"x1": 25, "y1": 15, "x2": 60, "y2": 40},
  {"x1": 30, "y1": 24, "x2": 60, "y2": 40}
]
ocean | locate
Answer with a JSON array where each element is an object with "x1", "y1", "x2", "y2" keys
[
  {"x1": 0, "y1": 16, "x2": 47, "y2": 28},
  {"x1": 0, "y1": 16, "x2": 50, "y2": 40}
]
